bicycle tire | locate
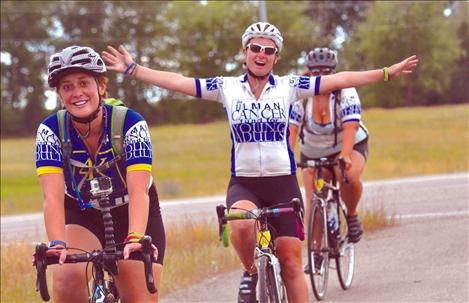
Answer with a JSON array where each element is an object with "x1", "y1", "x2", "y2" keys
[
  {"x1": 258, "y1": 255, "x2": 279, "y2": 303},
  {"x1": 335, "y1": 203, "x2": 355, "y2": 290},
  {"x1": 307, "y1": 200, "x2": 329, "y2": 301}
]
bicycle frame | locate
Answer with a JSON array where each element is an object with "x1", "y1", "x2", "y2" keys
[
  {"x1": 216, "y1": 199, "x2": 303, "y2": 302},
  {"x1": 255, "y1": 212, "x2": 285, "y2": 300},
  {"x1": 298, "y1": 158, "x2": 355, "y2": 300}
]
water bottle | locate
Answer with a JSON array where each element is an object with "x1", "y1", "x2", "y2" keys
[{"x1": 328, "y1": 202, "x2": 338, "y2": 233}]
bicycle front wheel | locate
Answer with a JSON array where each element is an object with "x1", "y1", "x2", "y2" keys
[
  {"x1": 307, "y1": 200, "x2": 330, "y2": 301},
  {"x1": 335, "y1": 203, "x2": 355, "y2": 290},
  {"x1": 258, "y1": 255, "x2": 280, "y2": 303}
]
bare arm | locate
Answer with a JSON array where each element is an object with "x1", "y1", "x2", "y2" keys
[
  {"x1": 102, "y1": 45, "x2": 197, "y2": 97},
  {"x1": 123, "y1": 169, "x2": 158, "y2": 260},
  {"x1": 126, "y1": 170, "x2": 152, "y2": 236},
  {"x1": 288, "y1": 124, "x2": 299, "y2": 151},
  {"x1": 39, "y1": 173, "x2": 66, "y2": 242},
  {"x1": 339, "y1": 122, "x2": 359, "y2": 170},
  {"x1": 319, "y1": 55, "x2": 418, "y2": 95},
  {"x1": 39, "y1": 173, "x2": 67, "y2": 263}
]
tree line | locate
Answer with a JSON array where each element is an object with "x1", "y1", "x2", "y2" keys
[{"x1": 1, "y1": 1, "x2": 467, "y2": 137}]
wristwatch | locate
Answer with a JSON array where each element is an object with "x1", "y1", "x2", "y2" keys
[{"x1": 48, "y1": 240, "x2": 67, "y2": 249}]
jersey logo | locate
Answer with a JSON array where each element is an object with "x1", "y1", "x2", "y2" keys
[
  {"x1": 341, "y1": 104, "x2": 361, "y2": 116},
  {"x1": 298, "y1": 76, "x2": 310, "y2": 89},
  {"x1": 124, "y1": 121, "x2": 152, "y2": 161},
  {"x1": 206, "y1": 77, "x2": 223, "y2": 91},
  {"x1": 230, "y1": 99, "x2": 287, "y2": 143},
  {"x1": 288, "y1": 76, "x2": 310, "y2": 89},
  {"x1": 36, "y1": 124, "x2": 63, "y2": 162}
]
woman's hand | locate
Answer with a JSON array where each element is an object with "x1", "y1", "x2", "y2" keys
[
  {"x1": 32, "y1": 245, "x2": 67, "y2": 266},
  {"x1": 101, "y1": 45, "x2": 135, "y2": 74},
  {"x1": 339, "y1": 154, "x2": 352, "y2": 171},
  {"x1": 123, "y1": 242, "x2": 158, "y2": 261},
  {"x1": 389, "y1": 55, "x2": 419, "y2": 78}
]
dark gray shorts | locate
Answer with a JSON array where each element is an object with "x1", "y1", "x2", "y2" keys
[{"x1": 300, "y1": 138, "x2": 369, "y2": 163}]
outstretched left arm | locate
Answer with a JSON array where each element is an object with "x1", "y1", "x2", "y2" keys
[{"x1": 319, "y1": 55, "x2": 418, "y2": 95}]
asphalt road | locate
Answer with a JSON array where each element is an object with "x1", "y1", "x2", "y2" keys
[
  {"x1": 161, "y1": 173, "x2": 469, "y2": 302},
  {"x1": 161, "y1": 215, "x2": 469, "y2": 302},
  {"x1": 2, "y1": 173, "x2": 468, "y2": 243}
]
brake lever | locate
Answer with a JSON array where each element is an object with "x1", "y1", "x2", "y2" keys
[
  {"x1": 216, "y1": 204, "x2": 226, "y2": 241},
  {"x1": 35, "y1": 243, "x2": 51, "y2": 301},
  {"x1": 140, "y1": 236, "x2": 157, "y2": 294},
  {"x1": 338, "y1": 158, "x2": 349, "y2": 184},
  {"x1": 291, "y1": 198, "x2": 305, "y2": 241}
]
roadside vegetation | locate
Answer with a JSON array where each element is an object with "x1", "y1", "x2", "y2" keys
[
  {"x1": 1, "y1": 104, "x2": 468, "y2": 215},
  {"x1": 1, "y1": 104, "x2": 468, "y2": 301}
]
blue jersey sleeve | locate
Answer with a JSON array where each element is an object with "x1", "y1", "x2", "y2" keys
[
  {"x1": 35, "y1": 113, "x2": 64, "y2": 175},
  {"x1": 122, "y1": 109, "x2": 153, "y2": 172}
]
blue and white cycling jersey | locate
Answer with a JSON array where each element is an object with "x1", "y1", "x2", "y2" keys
[
  {"x1": 289, "y1": 87, "x2": 369, "y2": 158},
  {"x1": 195, "y1": 74, "x2": 321, "y2": 177},
  {"x1": 35, "y1": 104, "x2": 152, "y2": 207}
]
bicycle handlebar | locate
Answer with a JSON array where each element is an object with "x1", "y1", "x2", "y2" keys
[
  {"x1": 297, "y1": 158, "x2": 349, "y2": 184},
  {"x1": 35, "y1": 236, "x2": 156, "y2": 301},
  {"x1": 216, "y1": 198, "x2": 304, "y2": 247}
]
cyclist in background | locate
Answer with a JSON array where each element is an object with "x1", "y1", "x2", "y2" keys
[
  {"x1": 289, "y1": 48, "x2": 369, "y2": 273},
  {"x1": 35, "y1": 45, "x2": 165, "y2": 302},
  {"x1": 102, "y1": 22, "x2": 417, "y2": 303},
  {"x1": 289, "y1": 48, "x2": 368, "y2": 247}
]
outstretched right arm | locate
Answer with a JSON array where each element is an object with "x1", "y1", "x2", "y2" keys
[{"x1": 102, "y1": 45, "x2": 197, "y2": 97}]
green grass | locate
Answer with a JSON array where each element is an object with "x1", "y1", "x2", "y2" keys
[
  {"x1": 0, "y1": 220, "x2": 241, "y2": 303},
  {"x1": 1, "y1": 104, "x2": 468, "y2": 215}
]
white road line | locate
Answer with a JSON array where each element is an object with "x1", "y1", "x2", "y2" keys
[{"x1": 390, "y1": 210, "x2": 469, "y2": 220}]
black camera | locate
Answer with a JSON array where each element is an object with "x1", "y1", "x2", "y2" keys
[{"x1": 90, "y1": 176, "x2": 113, "y2": 198}]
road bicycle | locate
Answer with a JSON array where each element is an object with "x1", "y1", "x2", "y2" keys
[
  {"x1": 34, "y1": 176, "x2": 157, "y2": 302},
  {"x1": 297, "y1": 158, "x2": 355, "y2": 300},
  {"x1": 216, "y1": 198, "x2": 304, "y2": 303}
]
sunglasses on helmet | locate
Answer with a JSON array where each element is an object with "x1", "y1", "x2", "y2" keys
[{"x1": 247, "y1": 43, "x2": 278, "y2": 55}]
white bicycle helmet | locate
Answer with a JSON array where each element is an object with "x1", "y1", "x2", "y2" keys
[
  {"x1": 48, "y1": 45, "x2": 106, "y2": 87},
  {"x1": 306, "y1": 48, "x2": 338, "y2": 71},
  {"x1": 242, "y1": 22, "x2": 283, "y2": 52}
]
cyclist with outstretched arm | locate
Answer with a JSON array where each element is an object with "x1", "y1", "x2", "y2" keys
[
  {"x1": 289, "y1": 48, "x2": 369, "y2": 265},
  {"x1": 35, "y1": 46, "x2": 165, "y2": 302},
  {"x1": 102, "y1": 22, "x2": 417, "y2": 303}
]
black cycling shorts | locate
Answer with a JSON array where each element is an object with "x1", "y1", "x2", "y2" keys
[
  {"x1": 300, "y1": 138, "x2": 369, "y2": 163},
  {"x1": 226, "y1": 175, "x2": 303, "y2": 239},
  {"x1": 64, "y1": 183, "x2": 166, "y2": 264}
]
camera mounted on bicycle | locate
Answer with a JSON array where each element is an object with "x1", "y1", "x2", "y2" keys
[{"x1": 90, "y1": 176, "x2": 113, "y2": 198}]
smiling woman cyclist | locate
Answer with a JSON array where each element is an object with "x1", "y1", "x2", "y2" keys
[
  {"x1": 35, "y1": 45, "x2": 165, "y2": 302},
  {"x1": 102, "y1": 22, "x2": 418, "y2": 303}
]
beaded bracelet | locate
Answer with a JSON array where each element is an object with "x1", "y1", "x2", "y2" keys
[
  {"x1": 124, "y1": 62, "x2": 137, "y2": 75},
  {"x1": 383, "y1": 67, "x2": 392, "y2": 82}
]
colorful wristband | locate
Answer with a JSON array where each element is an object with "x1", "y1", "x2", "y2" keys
[
  {"x1": 383, "y1": 67, "x2": 392, "y2": 82},
  {"x1": 124, "y1": 231, "x2": 144, "y2": 243},
  {"x1": 124, "y1": 62, "x2": 137, "y2": 75}
]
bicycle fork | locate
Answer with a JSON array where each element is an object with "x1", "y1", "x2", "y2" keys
[{"x1": 257, "y1": 249, "x2": 285, "y2": 300}]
